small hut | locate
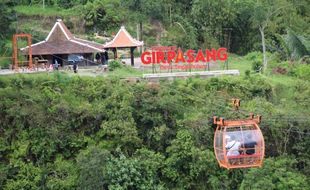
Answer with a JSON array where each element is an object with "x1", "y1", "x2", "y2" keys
[
  {"x1": 104, "y1": 26, "x2": 143, "y2": 66},
  {"x1": 21, "y1": 19, "x2": 105, "y2": 67}
]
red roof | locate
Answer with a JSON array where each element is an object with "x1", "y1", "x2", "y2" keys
[
  {"x1": 104, "y1": 26, "x2": 143, "y2": 48},
  {"x1": 21, "y1": 19, "x2": 104, "y2": 55}
]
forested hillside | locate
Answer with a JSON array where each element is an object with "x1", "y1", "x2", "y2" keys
[
  {"x1": 0, "y1": 73, "x2": 310, "y2": 189},
  {"x1": 1, "y1": 0, "x2": 309, "y2": 55},
  {"x1": 0, "y1": 0, "x2": 310, "y2": 189}
]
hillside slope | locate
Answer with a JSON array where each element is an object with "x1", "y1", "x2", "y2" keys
[{"x1": 0, "y1": 73, "x2": 310, "y2": 189}]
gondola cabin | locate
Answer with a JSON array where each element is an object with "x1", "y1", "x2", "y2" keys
[{"x1": 213, "y1": 115, "x2": 264, "y2": 169}]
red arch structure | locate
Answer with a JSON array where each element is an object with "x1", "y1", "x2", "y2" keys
[{"x1": 12, "y1": 34, "x2": 33, "y2": 70}]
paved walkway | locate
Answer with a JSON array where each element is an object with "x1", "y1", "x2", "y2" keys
[
  {"x1": 143, "y1": 70, "x2": 240, "y2": 82},
  {"x1": 0, "y1": 68, "x2": 49, "y2": 75},
  {"x1": 0, "y1": 57, "x2": 224, "y2": 76}
]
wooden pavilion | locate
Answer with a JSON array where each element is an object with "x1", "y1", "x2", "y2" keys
[
  {"x1": 104, "y1": 26, "x2": 143, "y2": 66},
  {"x1": 21, "y1": 19, "x2": 105, "y2": 67}
]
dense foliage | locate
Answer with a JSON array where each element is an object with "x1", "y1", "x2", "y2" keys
[
  {"x1": 0, "y1": 1, "x2": 15, "y2": 51},
  {"x1": 8, "y1": 0, "x2": 310, "y2": 55},
  {"x1": 0, "y1": 0, "x2": 309, "y2": 188},
  {"x1": 0, "y1": 0, "x2": 308, "y2": 70},
  {"x1": 1, "y1": 73, "x2": 310, "y2": 189}
]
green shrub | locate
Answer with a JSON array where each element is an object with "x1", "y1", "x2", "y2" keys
[
  {"x1": 108, "y1": 60, "x2": 122, "y2": 71},
  {"x1": 245, "y1": 70, "x2": 251, "y2": 77},
  {"x1": 252, "y1": 60, "x2": 262, "y2": 72},
  {"x1": 245, "y1": 52, "x2": 263, "y2": 72},
  {"x1": 291, "y1": 64, "x2": 310, "y2": 80},
  {"x1": 245, "y1": 51, "x2": 263, "y2": 61},
  {"x1": 0, "y1": 58, "x2": 11, "y2": 69}
]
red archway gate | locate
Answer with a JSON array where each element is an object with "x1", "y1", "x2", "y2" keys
[{"x1": 12, "y1": 34, "x2": 33, "y2": 70}]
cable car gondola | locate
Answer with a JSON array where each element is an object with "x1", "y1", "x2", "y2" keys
[{"x1": 213, "y1": 100, "x2": 265, "y2": 169}]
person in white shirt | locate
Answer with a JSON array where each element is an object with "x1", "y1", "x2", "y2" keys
[{"x1": 225, "y1": 135, "x2": 241, "y2": 156}]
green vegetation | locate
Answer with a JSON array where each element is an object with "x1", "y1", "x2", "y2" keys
[
  {"x1": 108, "y1": 66, "x2": 143, "y2": 78},
  {"x1": 1, "y1": 0, "x2": 309, "y2": 70},
  {"x1": 14, "y1": 5, "x2": 77, "y2": 17},
  {"x1": 108, "y1": 60, "x2": 123, "y2": 71},
  {"x1": 0, "y1": 2, "x2": 15, "y2": 53},
  {"x1": 5, "y1": 0, "x2": 310, "y2": 54},
  {"x1": 0, "y1": 72, "x2": 310, "y2": 189},
  {"x1": 0, "y1": 0, "x2": 310, "y2": 189}
]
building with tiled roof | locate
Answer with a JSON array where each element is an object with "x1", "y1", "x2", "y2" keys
[
  {"x1": 104, "y1": 26, "x2": 143, "y2": 48},
  {"x1": 104, "y1": 26, "x2": 143, "y2": 66},
  {"x1": 21, "y1": 19, "x2": 105, "y2": 66}
]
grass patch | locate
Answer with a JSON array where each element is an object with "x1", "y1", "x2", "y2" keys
[
  {"x1": 108, "y1": 66, "x2": 143, "y2": 78},
  {"x1": 227, "y1": 54, "x2": 252, "y2": 75},
  {"x1": 0, "y1": 58, "x2": 11, "y2": 69},
  {"x1": 15, "y1": 20, "x2": 49, "y2": 37},
  {"x1": 14, "y1": 5, "x2": 77, "y2": 17}
]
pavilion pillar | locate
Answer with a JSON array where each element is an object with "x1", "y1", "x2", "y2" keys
[
  {"x1": 112, "y1": 48, "x2": 118, "y2": 59},
  {"x1": 130, "y1": 47, "x2": 135, "y2": 66}
]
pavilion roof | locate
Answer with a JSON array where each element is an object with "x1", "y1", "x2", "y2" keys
[
  {"x1": 104, "y1": 26, "x2": 143, "y2": 48},
  {"x1": 21, "y1": 19, "x2": 104, "y2": 55}
]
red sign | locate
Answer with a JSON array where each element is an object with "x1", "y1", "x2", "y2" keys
[{"x1": 141, "y1": 46, "x2": 228, "y2": 65}]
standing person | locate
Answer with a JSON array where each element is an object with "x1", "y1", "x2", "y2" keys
[
  {"x1": 73, "y1": 60, "x2": 78, "y2": 73},
  {"x1": 54, "y1": 59, "x2": 59, "y2": 71},
  {"x1": 95, "y1": 53, "x2": 101, "y2": 64},
  {"x1": 48, "y1": 63, "x2": 53, "y2": 72},
  {"x1": 101, "y1": 52, "x2": 106, "y2": 65},
  {"x1": 104, "y1": 51, "x2": 109, "y2": 65}
]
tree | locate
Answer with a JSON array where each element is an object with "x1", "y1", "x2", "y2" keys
[
  {"x1": 77, "y1": 146, "x2": 111, "y2": 190},
  {"x1": 0, "y1": 1, "x2": 15, "y2": 52},
  {"x1": 46, "y1": 156, "x2": 78, "y2": 190},
  {"x1": 251, "y1": 0, "x2": 297, "y2": 72},
  {"x1": 163, "y1": 130, "x2": 217, "y2": 189},
  {"x1": 191, "y1": 0, "x2": 238, "y2": 48},
  {"x1": 83, "y1": 0, "x2": 125, "y2": 33},
  {"x1": 283, "y1": 29, "x2": 309, "y2": 61},
  {"x1": 250, "y1": 1, "x2": 273, "y2": 73},
  {"x1": 56, "y1": 0, "x2": 74, "y2": 9},
  {"x1": 103, "y1": 149, "x2": 166, "y2": 189},
  {"x1": 97, "y1": 83, "x2": 142, "y2": 154},
  {"x1": 162, "y1": 17, "x2": 198, "y2": 49},
  {"x1": 126, "y1": 0, "x2": 165, "y2": 21},
  {"x1": 240, "y1": 157, "x2": 309, "y2": 190},
  {"x1": 4, "y1": 162, "x2": 42, "y2": 190}
]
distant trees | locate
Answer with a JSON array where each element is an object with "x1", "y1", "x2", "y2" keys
[
  {"x1": 126, "y1": 0, "x2": 165, "y2": 21},
  {"x1": 9, "y1": 0, "x2": 309, "y2": 59},
  {"x1": 191, "y1": 0, "x2": 238, "y2": 48},
  {"x1": 0, "y1": 1, "x2": 15, "y2": 52},
  {"x1": 18, "y1": 0, "x2": 88, "y2": 8},
  {"x1": 250, "y1": 0, "x2": 291, "y2": 72},
  {"x1": 83, "y1": 0, "x2": 125, "y2": 33}
]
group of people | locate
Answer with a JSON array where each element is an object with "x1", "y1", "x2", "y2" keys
[
  {"x1": 225, "y1": 134, "x2": 257, "y2": 156},
  {"x1": 51, "y1": 59, "x2": 78, "y2": 73},
  {"x1": 95, "y1": 52, "x2": 109, "y2": 65}
]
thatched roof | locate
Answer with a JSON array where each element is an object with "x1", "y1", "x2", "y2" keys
[{"x1": 21, "y1": 19, "x2": 104, "y2": 55}]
